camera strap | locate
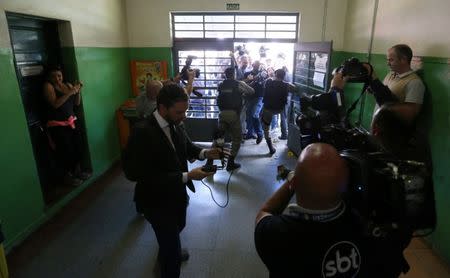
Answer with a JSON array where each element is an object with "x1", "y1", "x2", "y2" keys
[{"x1": 344, "y1": 83, "x2": 370, "y2": 124}]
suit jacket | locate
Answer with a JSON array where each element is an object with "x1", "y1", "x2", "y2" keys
[{"x1": 127, "y1": 114, "x2": 202, "y2": 209}]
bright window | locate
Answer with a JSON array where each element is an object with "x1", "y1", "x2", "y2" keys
[{"x1": 172, "y1": 12, "x2": 299, "y2": 41}]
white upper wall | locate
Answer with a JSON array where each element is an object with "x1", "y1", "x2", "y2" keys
[
  {"x1": 0, "y1": 0, "x2": 129, "y2": 48},
  {"x1": 344, "y1": 0, "x2": 450, "y2": 57},
  {"x1": 125, "y1": 0, "x2": 348, "y2": 50}
]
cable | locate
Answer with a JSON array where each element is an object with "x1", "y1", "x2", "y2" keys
[{"x1": 200, "y1": 169, "x2": 234, "y2": 208}]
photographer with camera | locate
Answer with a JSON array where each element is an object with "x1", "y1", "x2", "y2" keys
[
  {"x1": 365, "y1": 44, "x2": 425, "y2": 125},
  {"x1": 180, "y1": 55, "x2": 202, "y2": 97}
]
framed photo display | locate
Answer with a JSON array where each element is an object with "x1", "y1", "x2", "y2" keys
[{"x1": 130, "y1": 60, "x2": 168, "y2": 96}]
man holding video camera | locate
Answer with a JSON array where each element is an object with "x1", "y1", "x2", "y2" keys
[
  {"x1": 125, "y1": 84, "x2": 224, "y2": 278},
  {"x1": 255, "y1": 143, "x2": 369, "y2": 277},
  {"x1": 366, "y1": 44, "x2": 425, "y2": 125},
  {"x1": 255, "y1": 141, "x2": 423, "y2": 277}
]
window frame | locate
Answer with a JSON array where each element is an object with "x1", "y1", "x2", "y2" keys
[{"x1": 171, "y1": 12, "x2": 299, "y2": 43}]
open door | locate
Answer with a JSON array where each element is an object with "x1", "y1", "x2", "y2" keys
[
  {"x1": 7, "y1": 13, "x2": 92, "y2": 205},
  {"x1": 173, "y1": 41, "x2": 234, "y2": 142},
  {"x1": 287, "y1": 41, "x2": 333, "y2": 155}
]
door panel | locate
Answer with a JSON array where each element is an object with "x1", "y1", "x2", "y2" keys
[{"x1": 174, "y1": 43, "x2": 233, "y2": 141}]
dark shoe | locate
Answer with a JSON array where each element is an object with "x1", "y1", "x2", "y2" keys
[
  {"x1": 278, "y1": 135, "x2": 288, "y2": 140},
  {"x1": 269, "y1": 147, "x2": 277, "y2": 156},
  {"x1": 226, "y1": 156, "x2": 241, "y2": 171},
  {"x1": 181, "y1": 248, "x2": 190, "y2": 262},
  {"x1": 244, "y1": 134, "x2": 257, "y2": 140},
  {"x1": 256, "y1": 136, "x2": 263, "y2": 144},
  {"x1": 266, "y1": 139, "x2": 276, "y2": 156}
]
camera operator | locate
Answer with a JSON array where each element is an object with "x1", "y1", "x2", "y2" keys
[
  {"x1": 365, "y1": 44, "x2": 425, "y2": 125},
  {"x1": 180, "y1": 56, "x2": 202, "y2": 97},
  {"x1": 243, "y1": 61, "x2": 268, "y2": 143},
  {"x1": 255, "y1": 143, "x2": 416, "y2": 277},
  {"x1": 255, "y1": 143, "x2": 368, "y2": 277}
]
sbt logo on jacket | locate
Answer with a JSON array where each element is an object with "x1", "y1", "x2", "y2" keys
[{"x1": 322, "y1": 241, "x2": 361, "y2": 277}]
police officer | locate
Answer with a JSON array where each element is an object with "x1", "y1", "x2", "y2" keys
[{"x1": 216, "y1": 67, "x2": 254, "y2": 170}]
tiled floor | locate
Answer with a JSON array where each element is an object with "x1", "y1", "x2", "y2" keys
[{"x1": 6, "y1": 138, "x2": 450, "y2": 277}]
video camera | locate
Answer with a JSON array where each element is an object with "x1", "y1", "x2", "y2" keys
[
  {"x1": 280, "y1": 123, "x2": 435, "y2": 236},
  {"x1": 332, "y1": 57, "x2": 372, "y2": 83},
  {"x1": 286, "y1": 65, "x2": 436, "y2": 236},
  {"x1": 180, "y1": 55, "x2": 201, "y2": 81},
  {"x1": 202, "y1": 129, "x2": 226, "y2": 172}
]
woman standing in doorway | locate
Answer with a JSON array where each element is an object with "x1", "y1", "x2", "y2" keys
[{"x1": 43, "y1": 66, "x2": 90, "y2": 186}]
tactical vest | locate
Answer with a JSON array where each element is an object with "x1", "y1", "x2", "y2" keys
[{"x1": 217, "y1": 79, "x2": 242, "y2": 112}]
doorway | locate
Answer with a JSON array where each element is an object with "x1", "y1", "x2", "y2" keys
[{"x1": 6, "y1": 13, "x2": 92, "y2": 205}]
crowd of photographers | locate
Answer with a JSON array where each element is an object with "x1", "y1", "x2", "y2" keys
[{"x1": 129, "y1": 43, "x2": 435, "y2": 277}]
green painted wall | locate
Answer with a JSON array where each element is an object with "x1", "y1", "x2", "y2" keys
[
  {"x1": 74, "y1": 47, "x2": 131, "y2": 174},
  {"x1": 0, "y1": 47, "x2": 46, "y2": 248},
  {"x1": 0, "y1": 47, "x2": 131, "y2": 250},
  {"x1": 332, "y1": 50, "x2": 450, "y2": 263}
]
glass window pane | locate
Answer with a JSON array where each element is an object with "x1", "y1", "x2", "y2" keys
[
  {"x1": 175, "y1": 31, "x2": 203, "y2": 38},
  {"x1": 266, "y1": 24, "x2": 296, "y2": 31},
  {"x1": 266, "y1": 32, "x2": 296, "y2": 39},
  {"x1": 205, "y1": 31, "x2": 234, "y2": 38},
  {"x1": 204, "y1": 51, "x2": 230, "y2": 58},
  {"x1": 235, "y1": 15, "x2": 265, "y2": 23},
  {"x1": 15, "y1": 53, "x2": 43, "y2": 63},
  {"x1": 205, "y1": 23, "x2": 234, "y2": 31},
  {"x1": 204, "y1": 15, "x2": 234, "y2": 22},
  {"x1": 235, "y1": 23, "x2": 265, "y2": 31},
  {"x1": 267, "y1": 15, "x2": 297, "y2": 23},
  {"x1": 235, "y1": 31, "x2": 265, "y2": 38},
  {"x1": 174, "y1": 15, "x2": 203, "y2": 22},
  {"x1": 10, "y1": 29, "x2": 45, "y2": 51},
  {"x1": 205, "y1": 58, "x2": 231, "y2": 65},
  {"x1": 179, "y1": 51, "x2": 204, "y2": 58},
  {"x1": 174, "y1": 23, "x2": 203, "y2": 30},
  {"x1": 205, "y1": 65, "x2": 229, "y2": 73}
]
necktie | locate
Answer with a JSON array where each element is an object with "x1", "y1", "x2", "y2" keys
[
  {"x1": 170, "y1": 124, "x2": 196, "y2": 193},
  {"x1": 169, "y1": 124, "x2": 179, "y2": 150}
]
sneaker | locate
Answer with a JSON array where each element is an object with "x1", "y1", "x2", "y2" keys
[{"x1": 278, "y1": 135, "x2": 288, "y2": 140}]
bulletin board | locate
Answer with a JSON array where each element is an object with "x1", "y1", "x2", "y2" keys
[{"x1": 130, "y1": 60, "x2": 168, "y2": 96}]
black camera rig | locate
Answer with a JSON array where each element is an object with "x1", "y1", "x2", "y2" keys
[
  {"x1": 287, "y1": 65, "x2": 436, "y2": 236},
  {"x1": 332, "y1": 57, "x2": 372, "y2": 83}
]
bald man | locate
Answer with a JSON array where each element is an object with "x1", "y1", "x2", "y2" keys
[
  {"x1": 136, "y1": 80, "x2": 163, "y2": 119},
  {"x1": 254, "y1": 143, "x2": 366, "y2": 277}
]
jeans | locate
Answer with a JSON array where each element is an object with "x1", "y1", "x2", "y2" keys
[{"x1": 245, "y1": 97, "x2": 263, "y2": 137}]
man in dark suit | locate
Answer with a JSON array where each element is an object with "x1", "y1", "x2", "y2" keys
[{"x1": 126, "y1": 84, "x2": 223, "y2": 278}]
